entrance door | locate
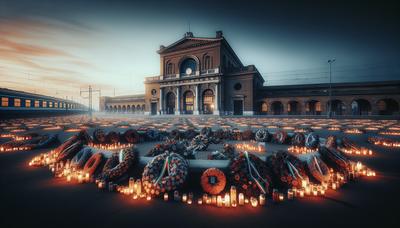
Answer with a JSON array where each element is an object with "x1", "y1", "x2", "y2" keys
[
  {"x1": 151, "y1": 102, "x2": 157, "y2": 115},
  {"x1": 166, "y1": 92, "x2": 176, "y2": 114},
  {"x1": 233, "y1": 100, "x2": 243, "y2": 115},
  {"x1": 183, "y1": 91, "x2": 194, "y2": 114},
  {"x1": 202, "y1": 89, "x2": 214, "y2": 114}
]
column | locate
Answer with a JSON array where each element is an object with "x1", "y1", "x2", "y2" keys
[
  {"x1": 213, "y1": 84, "x2": 220, "y2": 115},
  {"x1": 175, "y1": 87, "x2": 181, "y2": 115},
  {"x1": 194, "y1": 85, "x2": 199, "y2": 115},
  {"x1": 159, "y1": 88, "x2": 163, "y2": 115}
]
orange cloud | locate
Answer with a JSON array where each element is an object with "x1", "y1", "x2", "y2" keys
[{"x1": 0, "y1": 37, "x2": 71, "y2": 57}]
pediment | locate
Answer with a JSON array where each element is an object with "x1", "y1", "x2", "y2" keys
[{"x1": 158, "y1": 37, "x2": 221, "y2": 54}]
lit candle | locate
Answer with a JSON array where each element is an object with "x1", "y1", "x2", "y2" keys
[
  {"x1": 305, "y1": 186, "x2": 311, "y2": 195},
  {"x1": 279, "y1": 193, "x2": 284, "y2": 201},
  {"x1": 202, "y1": 193, "x2": 208, "y2": 203},
  {"x1": 287, "y1": 189, "x2": 294, "y2": 200},
  {"x1": 217, "y1": 195, "x2": 223, "y2": 207},
  {"x1": 224, "y1": 193, "x2": 230, "y2": 207},
  {"x1": 187, "y1": 198, "x2": 192, "y2": 205},
  {"x1": 299, "y1": 190, "x2": 305, "y2": 198},
  {"x1": 212, "y1": 196, "x2": 217, "y2": 205},
  {"x1": 163, "y1": 193, "x2": 169, "y2": 201},
  {"x1": 301, "y1": 179, "x2": 308, "y2": 188},
  {"x1": 250, "y1": 197, "x2": 258, "y2": 207},
  {"x1": 135, "y1": 180, "x2": 142, "y2": 195},
  {"x1": 322, "y1": 182, "x2": 328, "y2": 190},
  {"x1": 230, "y1": 186, "x2": 237, "y2": 207},
  {"x1": 182, "y1": 193, "x2": 187, "y2": 203},
  {"x1": 292, "y1": 188, "x2": 297, "y2": 197},
  {"x1": 332, "y1": 182, "x2": 337, "y2": 190},
  {"x1": 146, "y1": 195, "x2": 151, "y2": 201},
  {"x1": 78, "y1": 174, "x2": 83, "y2": 183},
  {"x1": 67, "y1": 175, "x2": 71, "y2": 182},
  {"x1": 238, "y1": 193, "x2": 245, "y2": 205},
  {"x1": 129, "y1": 177, "x2": 135, "y2": 191},
  {"x1": 198, "y1": 198, "x2": 203, "y2": 205},
  {"x1": 259, "y1": 194, "x2": 266, "y2": 205},
  {"x1": 85, "y1": 173, "x2": 90, "y2": 182}
]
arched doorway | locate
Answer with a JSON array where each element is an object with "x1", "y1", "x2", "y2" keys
[
  {"x1": 327, "y1": 100, "x2": 346, "y2": 116},
  {"x1": 351, "y1": 99, "x2": 371, "y2": 115},
  {"x1": 141, "y1": 104, "x2": 145, "y2": 112},
  {"x1": 202, "y1": 89, "x2": 214, "y2": 114},
  {"x1": 288, "y1": 101, "x2": 299, "y2": 115},
  {"x1": 271, "y1": 101, "x2": 283, "y2": 115},
  {"x1": 122, "y1": 105, "x2": 126, "y2": 113},
  {"x1": 305, "y1": 100, "x2": 321, "y2": 115},
  {"x1": 183, "y1": 90, "x2": 194, "y2": 114},
  {"x1": 117, "y1": 105, "x2": 121, "y2": 113},
  {"x1": 113, "y1": 105, "x2": 117, "y2": 112},
  {"x1": 166, "y1": 92, "x2": 176, "y2": 114},
  {"x1": 127, "y1": 105, "x2": 131, "y2": 113},
  {"x1": 132, "y1": 105, "x2": 136, "y2": 114},
  {"x1": 377, "y1": 99, "x2": 399, "y2": 115}
]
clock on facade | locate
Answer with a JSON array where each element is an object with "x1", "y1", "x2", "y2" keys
[{"x1": 185, "y1": 68, "x2": 192, "y2": 75}]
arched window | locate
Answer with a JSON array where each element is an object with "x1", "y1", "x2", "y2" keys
[
  {"x1": 204, "y1": 55, "x2": 212, "y2": 70},
  {"x1": 180, "y1": 58, "x2": 197, "y2": 76},
  {"x1": 166, "y1": 63, "x2": 173, "y2": 75},
  {"x1": 261, "y1": 102, "x2": 268, "y2": 112}
]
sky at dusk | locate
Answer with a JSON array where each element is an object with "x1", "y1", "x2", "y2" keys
[{"x1": 0, "y1": 0, "x2": 399, "y2": 108}]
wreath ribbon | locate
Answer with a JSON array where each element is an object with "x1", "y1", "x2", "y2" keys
[
  {"x1": 286, "y1": 160, "x2": 304, "y2": 180},
  {"x1": 155, "y1": 155, "x2": 170, "y2": 185},
  {"x1": 244, "y1": 151, "x2": 267, "y2": 194},
  {"x1": 314, "y1": 156, "x2": 323, "y2": 175}
]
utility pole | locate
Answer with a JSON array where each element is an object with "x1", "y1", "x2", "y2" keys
[
  {"x1": 80, "y1": 85, "x2": 101, "y2": 119},
  {"x1": 327, "y1": 58, "x2": 336, "y2": 118}
]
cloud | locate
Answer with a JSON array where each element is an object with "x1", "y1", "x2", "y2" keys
[{"x1": 0, "y1": 37, "x2": 71, "y2": 57}]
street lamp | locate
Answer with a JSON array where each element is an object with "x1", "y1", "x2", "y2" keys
[{"x1": 327, "y1": 58, "x2": 336, "y2": 118}]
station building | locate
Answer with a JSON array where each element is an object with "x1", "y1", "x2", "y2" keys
[{"x1": 100, "y1": 31, "x2": 400, "y2": 116}]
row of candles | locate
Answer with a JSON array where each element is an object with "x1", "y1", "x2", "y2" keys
[
  {"x1": 343, "y1": 129, "x2": 364, "y2": 134},
  {"x1": 1, "y1": 146, "x2": 32, "y2": 152},
  {"x1": 87, "y1": 142, "x2": 133, "y2": 150},
  {"x1": 113, "y1": 180, "x2": 270, "y2": 208},
  {"x1": 27, "y1": 148, "x2": 377, "y2": 210},
  {"x1": 378, "y1": 131, "x2": 400, "y2": 136},
  {"x1": 235, "y1": 142, "x2": 266, "y2": 153},
  {"x1": 287, "y1": 146, "x2": 318, "y2": 154},
  {"x1": 338, "y1": 147, "x2": 373, "y2": 156},
  {"x1": 369, "y1": 137, "x2": 400, "y2": 148},
  {"x1": 29, "y1": 150, "x2": 56, "y2": 166},
  {"x1": 110, "y1": 165, "x2": 377, "y2": 209}
]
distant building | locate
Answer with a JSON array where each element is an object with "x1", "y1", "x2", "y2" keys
[
  {"x1": 99, "y1": 94, "x2": 145, "y2": 114},
  {"x1": 100, "y1": 31, "x2": 400, "y2": 116},
  {"x1": 0, "y1": 88, "x2": 86, "y2": 118}
]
